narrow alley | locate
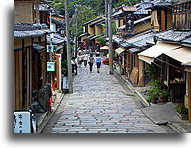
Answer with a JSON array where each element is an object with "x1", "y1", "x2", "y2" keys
[{"x1": 42, "y1": 64, "x2": 167, "y2": 133}]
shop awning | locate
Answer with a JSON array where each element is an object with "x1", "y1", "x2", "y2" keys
[
  {"x1": 164, "y1": 47, "x2": 191, "y2": 64},
  {"x1": 138, "y1": 42, "x2": 181, "y2": 64},
  {"x1": 115, "y1": 47, "x2": 125, "y2": 55}
]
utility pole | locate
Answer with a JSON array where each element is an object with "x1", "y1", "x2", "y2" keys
[
  {"x1": 49, "y1": 9, "x2": 53, "y2": 84},
  {"x1": 105, "y1": 0, "x2": 108, "y2": 38},
  {"x1": 108, "y1": 0, "x2": 113, "y2": 75},
  {"x1": 65, "y1": 0, "x2": 73, "y2": 93},
  {"x1": 75, "y1": 7, "x2": 78, "y2": 58}
]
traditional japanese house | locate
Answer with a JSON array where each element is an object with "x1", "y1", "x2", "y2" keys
[
  {"x1": 150, "y1": 0, "x2": 173, "y2": 32},
  {"x1": 14, "y1": 23, "x2": 51, "y2": 112},
  {"x1": 14, "y1": 0, "x2": 56, "y2": 113},
  {"x1": 138, "y1": 0, "x2": 191, "y2": 109},
  {"x1": 113, "y1": 12, "x2": 153, "y2": 80}
]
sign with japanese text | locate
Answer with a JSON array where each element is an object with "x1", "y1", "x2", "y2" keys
[
  {"x1": 47, "y1": 45, "x2": 57, "y2": 52},
  {"x1": 47, "y1": 62, "x2": 55, "y2": 71},
  {"x1": 14, "y1": 111, "x2": 31, "y2": 133},
  {"x1": 125, "y1": 12, "x2": 134, "y2": 35},
  {"x1": 63, "y1": 77, "x2": 69, "y2": 90}
]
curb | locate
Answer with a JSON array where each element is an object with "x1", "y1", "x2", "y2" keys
[
  {"x1": 167, "y1": 122, "x2": 187, "y2": 133},
  {"x1": 37, "y1": 93, "x2": 65, "y2": 133}
]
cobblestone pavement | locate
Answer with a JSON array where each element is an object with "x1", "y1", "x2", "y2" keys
[{"x1": 42, "y1": 64, "x2": 167, "y2": 133}]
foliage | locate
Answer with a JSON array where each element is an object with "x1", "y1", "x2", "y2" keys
[
  {"x1": 49, "y1": 0, "x2": 141, "y2": 39},
  {"x1": 176, "y1": 105, "x2": 188, "y2": 115},
  {"x1": 61, "y1": 60, "x2": 68, "y2": 76},
  {"x1": 159, "y1": 89, "x2": 170, "y2": 98},
  {"x1": 146, "y1": 80, "x2": 161, "y2": 100},
  {"x1": 96, "y1": 36, "x2": 106, "y2": 46},
  {"x1": 145, "y1": 64, "x2": 158, "y2": 80},
  {"x1": 146, "y1": 80, "x2": 170, "y2": 103},
  {"x1": 70, "y1": 5, "x2": 96, "y2": 38},
  {"x1": 113, "y1": 0, "x2": 140, "y2": 8}
]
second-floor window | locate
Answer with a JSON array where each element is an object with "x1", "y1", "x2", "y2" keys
[{"x1": 173, "y1": 1, "x2": 191, "y2": 30}]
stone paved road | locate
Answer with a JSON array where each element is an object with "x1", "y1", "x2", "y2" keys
[{"x1": 42, "y1": 64, "x2": 167, "y2": 133}]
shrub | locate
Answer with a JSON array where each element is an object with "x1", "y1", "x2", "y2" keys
[{"x1": 176, "y1": 105, "x2": 188, "y2": 114}]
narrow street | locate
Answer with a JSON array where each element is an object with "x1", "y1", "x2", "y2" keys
[{"x1": 42, "y1": 64, "x2": 167, "y2": 133}]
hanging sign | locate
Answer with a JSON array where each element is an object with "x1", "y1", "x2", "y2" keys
[
  {"x1": 47, "y1": 45, "x2": 57, "y2": 52},
  {"x1": 47, "y1": 62, "x2": 55, "y2": 71},
  {"x1": 125, "y1": 12, "x2": 134, "y2": 35},
  {"x1": 14, "y1": 111, "x2": 31, "y2": 133}
]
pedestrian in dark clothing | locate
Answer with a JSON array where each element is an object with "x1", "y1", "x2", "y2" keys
[
  {"x1": 95, "y1": 52, "x2": 101, "y2": 73},
  {"x1": 71, "y1": 57, "x2": 77, "y2": 75},
  {"x1": 88, "y1": 53, "x2": 95, "y2": 72}
]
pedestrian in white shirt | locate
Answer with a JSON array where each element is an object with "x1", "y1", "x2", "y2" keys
[
  {"x1": 83, "y1": 53, "x2": 88, "y2": 67},
  {"x1": 77, "y1": 52, "x2": 83, "y2": 68}
]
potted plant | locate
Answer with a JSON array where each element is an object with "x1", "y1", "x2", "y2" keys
[
  {"x1": 159, "y1": 89, "x2": 170, "y2": 103},
  {"x1": 176, "y1": 105, "x2": 188, "y2": 120},
  {"x1": 146, "y1": 80, "x2": 160, "y2": 104}
]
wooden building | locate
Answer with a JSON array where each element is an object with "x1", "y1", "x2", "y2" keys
[{"x1": 14, "y1": 23, "x2": 51, "y2": 111}]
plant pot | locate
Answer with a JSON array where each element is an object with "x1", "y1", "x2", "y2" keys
[
  {"x1": 151, "y1": 99, "x2": 158, "y2": 104},
  {"x1": 159, "y1": 97, "x2": 168, "y2": 103},
  {"x1": 176, "y1": 112, "x2": 188, "y2": 120}
]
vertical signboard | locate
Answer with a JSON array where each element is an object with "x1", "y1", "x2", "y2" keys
[
  {"x1": 14, "y1": 111, "x2": 31, "y2": 133},
  {"x1": 63, "y1": 77, "x2": 69, "y2": 90},
  {"x1": 125, "y1": 12, "x2": 134, "y2": 35}
]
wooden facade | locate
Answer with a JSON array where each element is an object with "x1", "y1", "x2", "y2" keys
[
  {"x1": 14, "y1": 34, "x2": 48, "y2": 110},
  {"x1": 14, "y1": 38, "x2": 33, "y2": 110},
  {"x1": 173, "y1": 0, "x2": 191, "y2": 30},
  {"x1": 151, "y1": 9, "x2": 172, "y2": 32}
]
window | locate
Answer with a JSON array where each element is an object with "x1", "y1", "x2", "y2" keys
[{"x1": 173, "y1": 1, "x2": 191, "y2": 30}]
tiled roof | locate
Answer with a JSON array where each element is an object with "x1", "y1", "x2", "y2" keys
[
  {"x1": 14, "y1": 23, "x2": 50, "y2": 38},
  {"x1": 83, "y1": 17, "x2": 103, "y2": 26},
  {"x1": 125, "y1": 32, "x2": 155, "y2": 48},
  {"x1": 47, "y1": 33, "x2": 66, "y2": 44},
  {"x1": 155, "y1": 30, "x2": 191, "y2": 42},
  {"x1": 78, "y1": 32, "x2": 89, "y2": 38},
  {"x1": 90, "y1": 34, "x2": 103, "y2": 40},
  {"x1": 113, "y1": 35, "x2": 124, "y2": 44},
  {"x1": 52, "y1": 18, "x2": 65, "y2": 26}
]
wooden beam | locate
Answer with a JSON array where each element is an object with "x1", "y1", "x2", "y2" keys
[
  {"x1": 15, "y1": 51, "x2": 20, "y2": 110},
  {"x1": 19, "y1": 50, "x2": 23, "y2": 109},
  {"x1": 188, "y1": 72, "x2": 191, "y2": 123}
]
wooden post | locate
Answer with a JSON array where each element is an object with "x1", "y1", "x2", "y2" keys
[
  {"x1": 188, "y1": 72, "x2": 191, "y2": 123},
  {"x1": 138, "y1": 59, "x2": 144, "y2": 87},
  {"x1": 161, "y1": 10, "x2": 166, "y2": 31}
]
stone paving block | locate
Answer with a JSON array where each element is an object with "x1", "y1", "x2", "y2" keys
[{"x1": 43, "y1": 65, "x2": 167, "y2": 134}]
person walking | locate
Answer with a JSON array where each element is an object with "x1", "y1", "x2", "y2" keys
[
  {"x1": 77, "y1": 52, "x2": 83, "y2": 68},
  {"x1": 88, "y1": 53, "x2": 94, "y2": 72},
  {"x1": 83, "y1": 53, "x2": 88, "y2": 67},
  {"x1": 71, "y1": 57, "x2": 77, "y2": 75},
  {"x1": 95, "y1": 52, "x2": 101, "y2": 73}
]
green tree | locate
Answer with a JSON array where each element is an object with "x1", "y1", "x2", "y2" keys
[{"x1": 70, "y1": 5, "x2": 96, "y2": 38}]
